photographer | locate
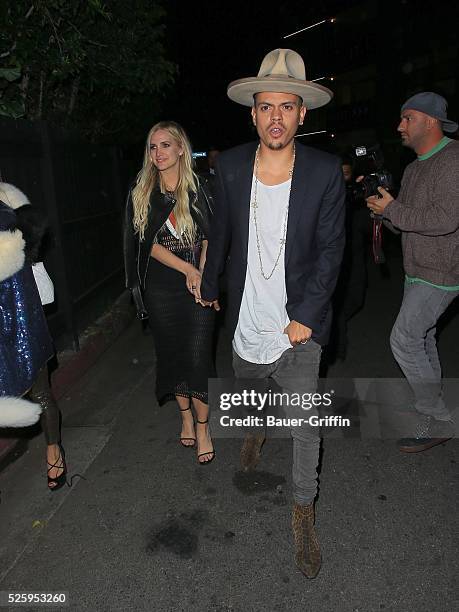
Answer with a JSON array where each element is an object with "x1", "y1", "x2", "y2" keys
[
  {"x1": 366, "y1": 92, "x2": 459, "y2": 453},
  {"x1": 330, "y1": 156, "x2": 369, "y2": 361}
]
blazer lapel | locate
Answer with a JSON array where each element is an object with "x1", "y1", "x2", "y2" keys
[
  {"x1": 285, "y1": 144, "x2": 311, "y2": 265},
  {"x1": 235, "y1": 144, "x2": 257, "y2": 261}
]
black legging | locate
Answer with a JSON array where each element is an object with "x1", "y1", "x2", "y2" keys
[{"x1": 28, "y1": 367, "x2": 60, "y2": 445}]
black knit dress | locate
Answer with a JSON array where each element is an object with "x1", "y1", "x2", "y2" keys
[{"x1": 143, "y1": 210, "x2": 216, "y2": 406}]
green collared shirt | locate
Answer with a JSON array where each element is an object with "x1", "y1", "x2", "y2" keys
[{"x1": 417, "y1": 136, "x2": 452, "y2": 160}]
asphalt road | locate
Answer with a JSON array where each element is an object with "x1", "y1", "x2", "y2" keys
[{"x1": 0, "y1": 244, "x2": 457, "y2": 612}]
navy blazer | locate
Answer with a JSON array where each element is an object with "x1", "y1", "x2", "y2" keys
[{"x1": 201, "y1": 141, "x2": 346, "y2": 346}]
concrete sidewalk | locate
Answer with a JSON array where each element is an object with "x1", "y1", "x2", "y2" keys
[
  {"x1": 0, "y1": 249, "x2": 457, "y2": 611},
  {"x1": 0, "y1": 291, "x2": 136, "y2": 466}
]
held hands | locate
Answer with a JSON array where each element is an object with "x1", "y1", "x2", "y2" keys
[
  {"x1": 184, "y1": 265, "x2": 202, "y2": 300},
  {"x1": 183, "y1": 263, "x2": 220, "y2": 310},
  {"x1": 198, "y1": 298, "x2": 221, "y2": 311},
  {"x1": 284, "y1": 320, "x2": 312, "y2": 346}
]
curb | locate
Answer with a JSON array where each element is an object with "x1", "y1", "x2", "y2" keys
[
  {"x1": 51, "y1": 291, "x2": 135, "y2": 400},
  {"x1": 0, "y1": 291, "x2": 136, "y2": 465},
  {"x1": 0, "y1": 438, "x2": 20, "y2": 464}
]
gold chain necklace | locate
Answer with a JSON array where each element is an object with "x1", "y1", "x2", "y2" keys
[{"x1": 251, "y1": 144, "x2": 295, "y2": 280}]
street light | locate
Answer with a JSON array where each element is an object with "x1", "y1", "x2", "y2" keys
[
  {"x1": 311, "y1": 76, "x2": 335, "y2": 82},
  {"x1": 283, "y1": 18, "x2": 336, "y2": 39},
  {"x1": 295, "y1": 130, "x2": 327, "y2": 138}
]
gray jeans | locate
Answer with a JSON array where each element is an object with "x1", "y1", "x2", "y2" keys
[
  {"x1": 232, "y1": 341, "x2": 322, "y2": 505},
  {"x1": 390, "y1": 280, "x2": 459, "y2": 421}
]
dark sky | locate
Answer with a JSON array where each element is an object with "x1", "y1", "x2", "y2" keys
[
  {"x1": 163, "y1": 0, "x2": 457, "y2": 154},
  {"x1": 164, "y1": 0, "x2": 351, "y2": 151},
  {"x1": 165, "y1": 1, "x2": 285, "y2": 150}
]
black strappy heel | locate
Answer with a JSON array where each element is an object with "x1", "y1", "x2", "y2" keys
[
  {"x1": 196, "y1": 418, "x2": 215, "y2": 465},
  {"x1": 179, "y1": 406, "x2": 196, "y2": 448},
  {"x1": 47, "y1": 444, "x2": 67, "y2": 491}
]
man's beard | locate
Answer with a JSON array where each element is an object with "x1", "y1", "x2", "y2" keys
[
  {"x1": 267, "y1": 141, "x2": 284, "y2": 150},
  {"x1": 400, "y1": 134, "x2": 416, "y2": 150}
]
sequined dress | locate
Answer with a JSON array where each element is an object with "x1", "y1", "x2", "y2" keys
[
  {"x1": 143, "y1": 217, "x2": 216, "y2": 405},
  {"x1": 0, "y1": 202, "x2": 53, "y2": 397}
]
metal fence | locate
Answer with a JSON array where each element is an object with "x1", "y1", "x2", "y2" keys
[{"x1": 0, "y1": 118, "x2": 137, "y2": 350}]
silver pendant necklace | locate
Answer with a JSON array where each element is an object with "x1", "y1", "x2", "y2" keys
[{"x1": 251, "y1": 144, "x2": 295, "y2": 280}]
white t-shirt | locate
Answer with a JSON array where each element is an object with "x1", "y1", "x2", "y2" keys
[{"x1": 233, "y1": 176, "x2": 292, "y2": 364}]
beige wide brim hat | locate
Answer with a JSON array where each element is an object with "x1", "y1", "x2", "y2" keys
[{"x1": 227, "y1": 48, "x2": 333, "y2": 109}]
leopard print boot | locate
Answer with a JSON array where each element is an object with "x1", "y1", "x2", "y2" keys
[
  {"x1": 291, "y1": 502, "x2": 321, "y2": 579},
  {"x1": 240, "y1": 433, "x2": 265, "y2": 472}
]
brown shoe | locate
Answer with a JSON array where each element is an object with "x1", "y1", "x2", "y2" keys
[
  {"x1": 398, "y1": 437, "x2": 451, "y2": 453},
  {"x1": 399, "y1": 416, "x2": 453, "y2": 452},
  {"x1": 292, "y1": 502, "x2": 321, "y2": 579},
  {"x1": 240, "y1": 433, "x2": 265, "y2": 472}
]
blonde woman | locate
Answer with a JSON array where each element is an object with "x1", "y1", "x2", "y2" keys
[{"x1": 124, "y1": 121, "x2": 216, "y2": 464}]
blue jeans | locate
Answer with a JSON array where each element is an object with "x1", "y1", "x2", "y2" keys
[
  {"x1": 233, "y1": 341, "x2": 322, "y2": 505},
  {"x1": 390, "y1": 280, "x2": 459, "y2": 421}
]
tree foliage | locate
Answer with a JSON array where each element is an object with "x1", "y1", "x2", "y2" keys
[{"x1": 0, "y1": 1, "x2": 176, "y2": 142}]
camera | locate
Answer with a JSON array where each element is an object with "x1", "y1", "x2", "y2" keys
[
  {"x1": 352, "y1": 144, "x2": 393, "y2": 199},
  {"x1": 348, "y1": 144, "x2": 392, "y2": 265}
]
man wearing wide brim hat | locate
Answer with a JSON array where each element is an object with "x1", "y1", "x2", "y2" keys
[
  {"x1": 227, "y1": 47, "x2": 333, "y2": 109},
  {"x1": 366, "y1": 91, "x2": 459, "y2": 453},
  {"x1": 201, "y1": 49, "x2": 346, "y2": 578}
]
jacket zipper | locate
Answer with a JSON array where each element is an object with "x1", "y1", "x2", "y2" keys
[
  {"x1": 140, "y1": 231, "x2": 160, "y2": 288},
  {"x1": 140, "y1": 190, "x2": 203, "y2": 288}
]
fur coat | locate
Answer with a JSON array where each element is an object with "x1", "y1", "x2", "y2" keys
[{"x1": 0, "y1": 184, "x2": 52, "y2": 427}]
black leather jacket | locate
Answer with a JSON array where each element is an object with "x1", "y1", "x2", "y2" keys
[{"x1": 123, "y1": 179, "x2": 214, "y2": 291}]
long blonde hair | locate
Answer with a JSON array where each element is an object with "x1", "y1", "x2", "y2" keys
[{"x1": 132, "y1": 121, "x2": 198, "y2": 243}]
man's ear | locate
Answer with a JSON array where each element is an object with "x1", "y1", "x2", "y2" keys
[
  {"x1": 251, "y1": 107, "x2": 256, "y2": 126},
  {"x1": 427, "y1": 116, "x2": 439, "y2": 131},
  {"x1": 299, "y1": 105, "x2": 307, "y2": 126}
]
